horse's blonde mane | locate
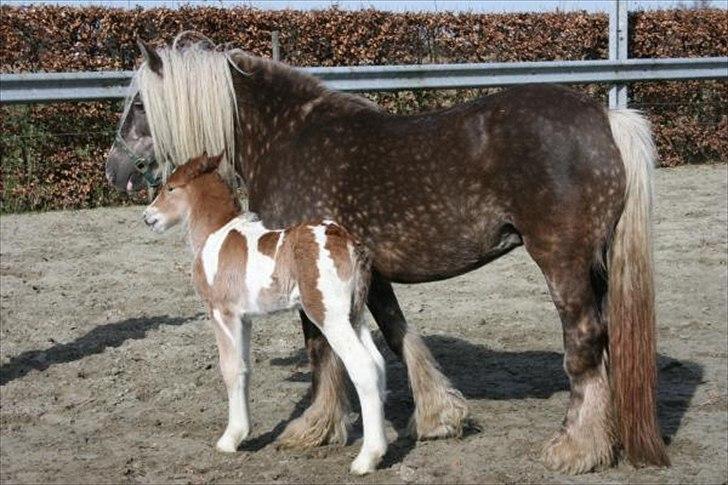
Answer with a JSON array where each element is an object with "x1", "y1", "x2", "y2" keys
[{"x1": 133, "y1": 35, "x2": 239, "y2": 185}]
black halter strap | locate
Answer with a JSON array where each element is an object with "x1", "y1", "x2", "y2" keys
[{"x1": 114, "y1": 133, "x2": 161, "y2": 187}]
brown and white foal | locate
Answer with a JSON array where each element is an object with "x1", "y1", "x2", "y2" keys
[{"x1": 142, "y1": 153, "x2": 387, "y2": 474}]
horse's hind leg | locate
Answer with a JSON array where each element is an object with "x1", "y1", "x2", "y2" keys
[
  {"x1": 367, "y1": 273, "x2": 468, "y2": 440},
  {"x1": 276, "y1": 312, "x2": 351, "y2": 449},
  {"x1": 528, "y1": 244, "x2": 616, "y2": 474}
]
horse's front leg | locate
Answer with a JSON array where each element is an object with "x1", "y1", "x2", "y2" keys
[
  {"x1": 211, "y1": 309, "x2": 252, "y2": 452},
  {"x1": 367, "y1": 272, "x2": 468, "y2": 440},
  {"x1": 276, "y1": 311, "x2": 351, "y2": 449}
]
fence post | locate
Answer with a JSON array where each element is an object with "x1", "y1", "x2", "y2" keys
[
  {"x1": 609, "y1": 0, "x2": 629, "y2": 109},
  {"x1": 271, "y1": 30, "x2": 280, "y2": 62}
]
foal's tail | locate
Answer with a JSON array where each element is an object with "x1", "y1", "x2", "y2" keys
[{"x1": 606, "y1": 109, "x2": 669, "y2": 467}]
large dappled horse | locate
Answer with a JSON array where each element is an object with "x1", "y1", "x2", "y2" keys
[{"x1": 106, "y1": 36, "x2": 669, "y2": 473}]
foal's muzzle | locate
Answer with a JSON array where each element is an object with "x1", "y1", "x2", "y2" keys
[{"x1": 142, "y1": 208, "x2": 162, "y2": 232}]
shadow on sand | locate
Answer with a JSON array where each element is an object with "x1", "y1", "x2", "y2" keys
[
  {"x1": 269, "y1": 334, "x2": 703, "y2": 466},
  {"x1": 1, "y1": 316, "x2": 703, "y2": 467},
  {"x1": 0, "y1": 313, "x2": 203, "y2": 386}
]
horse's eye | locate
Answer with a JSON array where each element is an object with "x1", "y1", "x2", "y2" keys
[{"x1": 134, "y1": 102, "x2": 145, "y2": 112}]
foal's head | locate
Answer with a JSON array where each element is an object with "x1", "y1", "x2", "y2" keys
[{"x1": 143, "y1": 152, "x2": 228, "y2": 233}]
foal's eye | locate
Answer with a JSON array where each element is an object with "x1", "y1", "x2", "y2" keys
[{"x1": 166, "y1": 186, "x2": 175, "y2": 192}]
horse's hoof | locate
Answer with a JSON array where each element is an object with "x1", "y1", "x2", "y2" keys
[
  {"x1": 276, "y1": 409, "x2": 349, "y2": 450},
  {"x1": 216, "y1": 436, "x2": 238, "y2": 453},
  {"x1": 541, "y1": 430, "x2": 614, "y2": 474},
  {"x1": 411, "y1": 387, "x2": 469, "y2": 440}
]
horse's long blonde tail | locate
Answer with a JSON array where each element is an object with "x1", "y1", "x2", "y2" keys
[{"x1": 606, "y1": 109, "x2": 669, "y2": 467}]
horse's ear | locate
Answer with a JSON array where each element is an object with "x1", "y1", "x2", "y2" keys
[
  {"x1": 137, "y1": 39, "x2": 163, "y2": 77},
  {"x1": 226, "y1": 53, "x2": 252, "y2": 80}
]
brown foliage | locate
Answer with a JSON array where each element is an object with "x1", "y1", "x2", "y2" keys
[{"x1": 0, "y1": 5, "x2": 725, "y2": 211}]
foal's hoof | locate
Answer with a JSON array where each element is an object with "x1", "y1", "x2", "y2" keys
[
  {"x1": 541, "y1": 430, "x2": 614, "y2": 475},
  {"x1": 216, "y1": 436, "x2": 239, "y2": 453},
  {"x1": 216, "y1": 429, "x2": 249, "y2": 453},
  {"x1": 411, "y1": 387, "x2": 469, "y2": 440},
  {"x1": 349, "y1": 450, "x2": 384, "y2": 475}
]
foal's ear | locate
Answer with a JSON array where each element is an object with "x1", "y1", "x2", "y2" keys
[
  {"x1": 200, "y1": 151, "x2": 224, "y2": 174},
  {"x1": 137, "y1": 39, "x2": 163, "y2": 77}
]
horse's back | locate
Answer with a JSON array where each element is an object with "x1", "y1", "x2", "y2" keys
[{"x1": 255, "y1": 84, "x2": 625, "y2": 283}]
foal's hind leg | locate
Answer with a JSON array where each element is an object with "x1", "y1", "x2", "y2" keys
[
  {"x1": 357, "y1": 320, "x2": 386, "y2": 397},
  {"x1": 319, "y1": 316, "x2": 387, "y2": 475},
  {"x1": 367, "y1": 273, "x2": 468, "y2": 440},
  {"x1": 276, "y1": 311, "x2": 351, "y2": 449},
  {"x1": 528, "y1": 248, "x2": 616, "y2": 474}
]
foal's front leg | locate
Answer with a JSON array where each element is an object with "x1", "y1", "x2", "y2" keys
[{"x1": 211, "y1": 309, "x2": 252, "y2": 452}]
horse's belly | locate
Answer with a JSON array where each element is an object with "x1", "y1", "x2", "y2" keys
[
  {"x1": 371, "y1": 226, "x2": 522, "y2": 284},
  {"x1": 254, "y1": 182, "x2": 522, "y2": 284}
]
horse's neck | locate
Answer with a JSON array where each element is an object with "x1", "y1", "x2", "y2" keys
[
  {"x1": 187, "y1": 182, "x2": 240, "y2": 253},
  {"x1": 231, "y1": 55, "x2": 326, "y2": 182}
]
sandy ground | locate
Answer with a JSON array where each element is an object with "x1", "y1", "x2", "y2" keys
[{"x1": 1, "y1": 164, "x2": 726, "y2": 484}]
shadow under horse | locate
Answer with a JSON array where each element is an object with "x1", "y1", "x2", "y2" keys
[
  {"x1": 0, "y1": 316, "x2": 702, "y2": 467},
  {"x1": 268, "y1": 334, "x2": 702, "y2": 465}
]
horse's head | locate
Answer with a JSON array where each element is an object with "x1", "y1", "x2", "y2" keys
[
  {"x1": 106, "y1": 41, "x2": 162, "y2": 192},
  {"x1": 106, "y1": 37, "x2": 240, "y2": 193},
  {"x1": 143, "y1": 152, "x2": 224, "y2": 233}
]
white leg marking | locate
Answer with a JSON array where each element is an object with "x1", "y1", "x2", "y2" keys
[
  {"x1": 212, "y1": 309, "x2": 235, "y2": 345},
  {"x1": 322, "y1": 319, "x2": 387, "y2": 475},
  {"x1": 311, "y1": 227, "x2": 386, "y2": 474},
  {"x1": 358, "y1": 322, "x2": 387, "y2": 397},
  {"x1": 212, "y1": 311, "x2": 252, "y2": 453}
]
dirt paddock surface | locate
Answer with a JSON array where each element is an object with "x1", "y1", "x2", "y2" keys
[{"x1": 1, "y1": 165, "x2": 726, "y2": 484}]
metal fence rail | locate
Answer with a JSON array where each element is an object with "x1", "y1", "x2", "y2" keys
[{"x1": 1, "y1": 56, "x2": 726, "y2": 104}]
